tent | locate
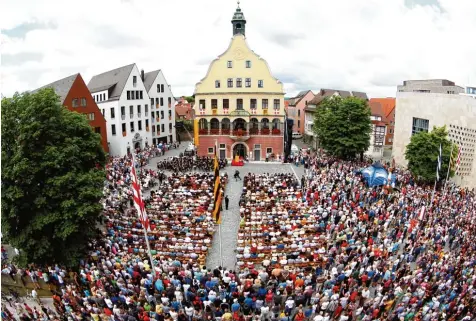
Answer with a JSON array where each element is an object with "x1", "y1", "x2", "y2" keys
[{"x1": 359, "y1": 162, "x2": 396, "y2": 187}]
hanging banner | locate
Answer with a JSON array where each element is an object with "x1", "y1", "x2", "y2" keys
[{"x1": 194, "y1": 119, "x2": 200, "y2": 147}]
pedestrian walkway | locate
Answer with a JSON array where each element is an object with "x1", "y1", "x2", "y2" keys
[
  {"x1": 206, "y1": 163, "x2": 298, "y2": 270},
  {"x1": 205, "y1": 166, "x2": 243, "y2": 270}
]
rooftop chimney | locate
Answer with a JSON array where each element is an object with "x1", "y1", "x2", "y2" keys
[{"x1": 141, "y1": 69, "x2": 145, "y2": 81}]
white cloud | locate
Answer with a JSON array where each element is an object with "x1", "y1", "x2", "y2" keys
[{"x1": 1, "y1": 0, "x2": 475, "y2": 98}]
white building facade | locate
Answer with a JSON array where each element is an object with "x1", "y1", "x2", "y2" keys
[
  {"x1": 143, "y1": 70, "x2": 176, "y2": 145},
  {"x1": 393, "y1": 92, "x2": 476, "y2": 187},
  {"x1": 89, "y1": 64, "x2": 176, "y2": 156}
]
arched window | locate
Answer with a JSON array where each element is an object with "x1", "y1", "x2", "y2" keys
[
  {"x1": 261, "y1": 118, "x2": 269, "y2": 129},
  {"x1": 250, "y1": 118, "x2": 259, "y2": 129},
  {"x1": 221, "y1": 118, "x2": 231, "y2": 130},
  {"x1": 210, "y1": 118, "x2": 220, "y2": 129},
  {"x1": 199, "y1": 118, "x2": 208, "y2": 129}
]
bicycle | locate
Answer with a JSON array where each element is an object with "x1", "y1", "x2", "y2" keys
[
  {"x1": 7, "y1": 288, "x2": 23, "y2": 303},
  {"x1": 1, "y1": 291, "x2": 14, "y2": 307},
  {"x1": 25, "y1": 289, "x2": 41, "y2": 305}
]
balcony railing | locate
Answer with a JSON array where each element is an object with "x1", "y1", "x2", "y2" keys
[
  {"x1": 122, "y1": 131, "x2": 127, "y2": 137},
  {"x1": 121, "y1": 114, "x2": 126, "y2": 120},
  {"x1": 130, "y1": 113, "x2": 134, "y2": 119},
  {"x1": 261, "y1": 128, "x2": 270, "y2": 135},
  {"x1": 145, "y1": 112, "x2": 148, "y2": 117},
  {"x1": 168, "y1": 103, "x2": 172, "y2": 108},
  {"x1": 146, "y1": 126, "x2": 150, "y2": 132},
  {"x1": 138, "y1": 113, "x2": 141, "y2": 118},
  {"x1": 232, "y1": 129, "x2": 247, "y2": 136},
  {"x1": 169, "y1": 116, "x2": 172, "y2": 121},
  {"x1": 197, "y1": 126, "x2": 282, "y2": 136}
]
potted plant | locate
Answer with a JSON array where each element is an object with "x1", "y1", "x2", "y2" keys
[
  {"x1": 272, "y1": 128, "x2": 281, "y2": 135},
  {"x1": 261, "y1": 128, "x2": 270, "y2": 135}
]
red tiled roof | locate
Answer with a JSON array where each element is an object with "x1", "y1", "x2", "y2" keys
[{"x1": 370, "y1": 98, "x2": 396, "y2": 120}]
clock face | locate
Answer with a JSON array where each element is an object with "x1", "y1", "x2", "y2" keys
[{"x1": 233, "y1": 47, "x2": 246, "y2": 60}]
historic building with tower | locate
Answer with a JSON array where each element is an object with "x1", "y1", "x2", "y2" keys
[{"x1": 193, "y1": 2, "x2": 285, "y2": 161}]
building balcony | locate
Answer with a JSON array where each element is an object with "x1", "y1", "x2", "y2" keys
[
  {"x1": 230, "y1": 129, "x2": 250, "y2": 142},
  {"x1": 130, "y1": 113, "x2": 134, "y2": 119},
  {"x1": 121, "y1": 114, "x2": 126, "y2": 120},
  {"x1": 138, "y1": 113, "x2": 141, "y2": 118},
  {"x1": 122, "y1": 131, "x2": 127, "y2": 137},
  {"x1": 168, "y1": 103, "x2": 172, "y2": 108}
]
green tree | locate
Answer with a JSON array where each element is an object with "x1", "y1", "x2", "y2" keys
[
  {"x1": 313, "y1": 96, "x2": 372, "y2": 159},
  {"x1": 405, "y1": 126, "x2": 458, "y2": 183},
  {"x1": 184, "y1": 96, "x2": 195, "y2": 103},
  {"x1": 1, "y1": 89, "x2": 106, "y2": 266}
]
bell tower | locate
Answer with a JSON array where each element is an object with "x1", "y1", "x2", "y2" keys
[{"x1": 231, "y1": 1, "x2": 246, "y2": 36}]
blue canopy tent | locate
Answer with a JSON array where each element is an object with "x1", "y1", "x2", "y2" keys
[{"x1": 359, "y1": 162, "x2": 396, "y2": 187}]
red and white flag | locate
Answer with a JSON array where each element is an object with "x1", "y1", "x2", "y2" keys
[
  {"x1": 131, "y1": 154, "x2": 150, "y2": 230},
  {"x1": 418, "y1": 206, "x2": 426, "y2": 221}
]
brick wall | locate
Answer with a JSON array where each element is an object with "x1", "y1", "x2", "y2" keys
[{"x1": 197, "y1": 135, "x2": 283, "y2": 160}]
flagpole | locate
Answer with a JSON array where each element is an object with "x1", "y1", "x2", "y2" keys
[
  {"x1": 219, "y1": 220, "x2": 224, "y2": 268},
  {"x1": 443, "y1": 141, "x2": 454, "y2": 196},
  {"x1": 133, "y1": 153, "x2": 157, "y2": 279},
  {"x1": 214, "y1": 138, "x2": 224, "y2": 268},
  {"x1": 430, "y1": 143, "x2": 442, "y2": 206}
]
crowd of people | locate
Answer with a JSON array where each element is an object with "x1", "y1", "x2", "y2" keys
[
  {"x1": 2, "y1": 146, "x2": 476, "y2": 321},
  {"x1": 156, "y1": 157, "x2": 228, "y2": 173},
  {"x1": 235, "y1": 156, "x2": 475, "y2": 320}
]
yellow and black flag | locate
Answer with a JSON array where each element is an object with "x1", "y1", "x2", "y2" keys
[
  {"x1": 212, "y1": 189, "x2": 223, "y2": 224},
  {"x1": 212, "y1": 141, "x2": 221, "y2": 223}
]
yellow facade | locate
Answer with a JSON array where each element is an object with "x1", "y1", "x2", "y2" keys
[{"x1": 194, "y1": 35, "x2": 285, "y2": 121}]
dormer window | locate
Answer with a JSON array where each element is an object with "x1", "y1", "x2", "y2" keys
[{"x1": 227, "y1": 61, "x2": 233, "y2": 68}]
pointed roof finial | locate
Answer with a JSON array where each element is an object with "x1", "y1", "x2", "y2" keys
[{"x1": 237, "y1": 0, "x2": 240, "y2": 8}]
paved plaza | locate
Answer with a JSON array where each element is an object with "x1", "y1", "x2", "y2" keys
[{"x1": 143, "y1": 141, "x2": 308, "y2": 270}]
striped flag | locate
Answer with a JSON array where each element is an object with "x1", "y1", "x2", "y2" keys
[
  {"x1": 212, "y1": 189, "x2": 223, "y2": 224},
  {"x1": 131, "y1": 155, "x2": 150, "y2": 231},
  {"x1": 437, "y1": 143, "x2": 442, "y2": 171},
  {"x1": 436, "y1": 143, "x2": 442, "y2": 180}
]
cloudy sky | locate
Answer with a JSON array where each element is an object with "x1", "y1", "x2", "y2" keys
[{"x1": 1, "y1": 0, "x2": 475, "y2": 98}]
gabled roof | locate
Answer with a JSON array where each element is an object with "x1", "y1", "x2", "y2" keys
[
  {"x1": 370, "y1": 98, "x2": 396, "y2": 119},
  {"x1": 369, "y1": 101, "x2": 385, "y2": 118},
  {"x1": 309, "y1": 88, "x2": 368, "y2": 106},
  {"x1": 33, "y1": 73, "x2": 79, "y2": 103},
  {"x1": 87, "y1": 63, "x2": 135, "y2": 100},
  {"x1": 289, "y1": 90, "x2": 314, "y2": 106},
  {"x1": 351, "y1": 91, "x2": 369, "y2": 100},
  {"x1": 143, "y1": 69, "x2": 161, "y2": 93}
]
